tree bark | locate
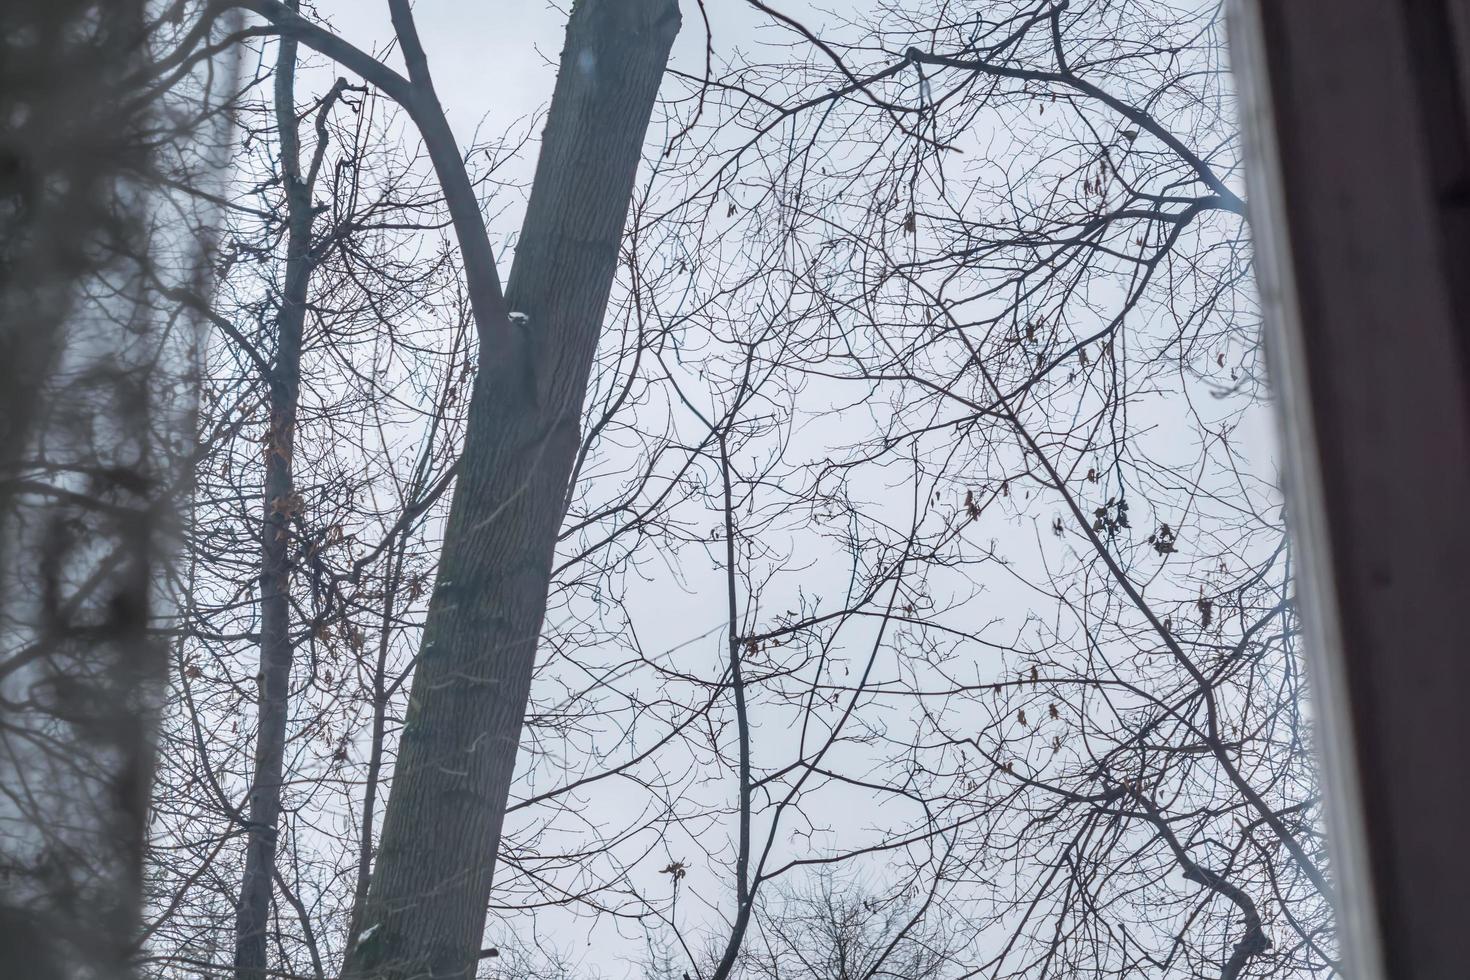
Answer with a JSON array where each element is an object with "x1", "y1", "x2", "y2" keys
[
  {"x1": 233, "y1": 13, "x2": 331, "y2": 977},
  {"x1": 340, "y1": 2, "x2": 680, "y2": 978}
]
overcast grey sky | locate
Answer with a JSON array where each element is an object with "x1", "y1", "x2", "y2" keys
[{"x1": 223, "y1": 6, "x2": 1290, "y2": 977}]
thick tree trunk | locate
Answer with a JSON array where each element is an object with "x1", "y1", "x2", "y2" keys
[
  {"x1": 233, "y1": 17, "x2": 317, "y2": 979},
  {"x1": 341, "y1": 2, "x2": 679, "y2": 977}
]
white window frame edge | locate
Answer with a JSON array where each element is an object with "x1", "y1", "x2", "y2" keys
[{"x1": 1226, "y1": 3, "x2": 1387, "y2": 978}]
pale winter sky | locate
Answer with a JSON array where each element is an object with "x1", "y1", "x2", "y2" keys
[{"x1": 250, "y1": 4, "x2": 1286, "y2": 977}]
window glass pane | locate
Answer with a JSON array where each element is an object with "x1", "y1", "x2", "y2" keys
[{"x1": 44, "y1": 3, "x2": 1338, "y2": 979}]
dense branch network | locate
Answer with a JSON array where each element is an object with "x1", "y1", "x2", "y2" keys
[{"x1": 119, "y1": 3, "x2": 1332, "y2": 980}]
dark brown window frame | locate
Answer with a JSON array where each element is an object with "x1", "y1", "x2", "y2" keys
[{"x1": 1232, "y1": 2, "x2": 1470, "y2": 978}]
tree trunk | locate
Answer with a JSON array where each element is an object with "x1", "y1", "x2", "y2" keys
[
  {"x1": 233, "y1": 15, "x2": 318, "y2": 978},
  {"x1": 0, "y1": 4, "x2": 232, "y2": 976},
  {"x1": 341, "y1": 2, "x2": 679, "y2": 977}
]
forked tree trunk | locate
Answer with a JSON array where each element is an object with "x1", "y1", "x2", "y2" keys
[{"x1": 342, "y1": 2, "x2": 680, "y2": 978}]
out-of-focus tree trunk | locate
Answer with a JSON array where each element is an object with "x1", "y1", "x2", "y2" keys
[
  {"x1": 0, "y1": 3, "x2": 232, "y2": 976},
  {"x1": 1, "y1": 1, "x2": 148, "y2": 566},
  {"x1": 339, "y1": 2, "x2": 679, "y2": 977}
]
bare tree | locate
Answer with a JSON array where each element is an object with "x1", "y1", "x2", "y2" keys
[
  {"x1": 116, "y1": 3, "x2": 1336, "y2": 980},
  {"x1": 741, "y1": 870, "x2": 960, "y2": 980},
  {"x1": 592, "y1": 1, "x2": 1331, "y2": 978},
  {"x1": 146, "y1": 2, "x2": 687, "y2": 977},
  {"x1": 142, "y1": 29, "x2": 484, "y2": 977},
  {"x1": 232, "y1": 7, "x2": 358, "y2": 975}
]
